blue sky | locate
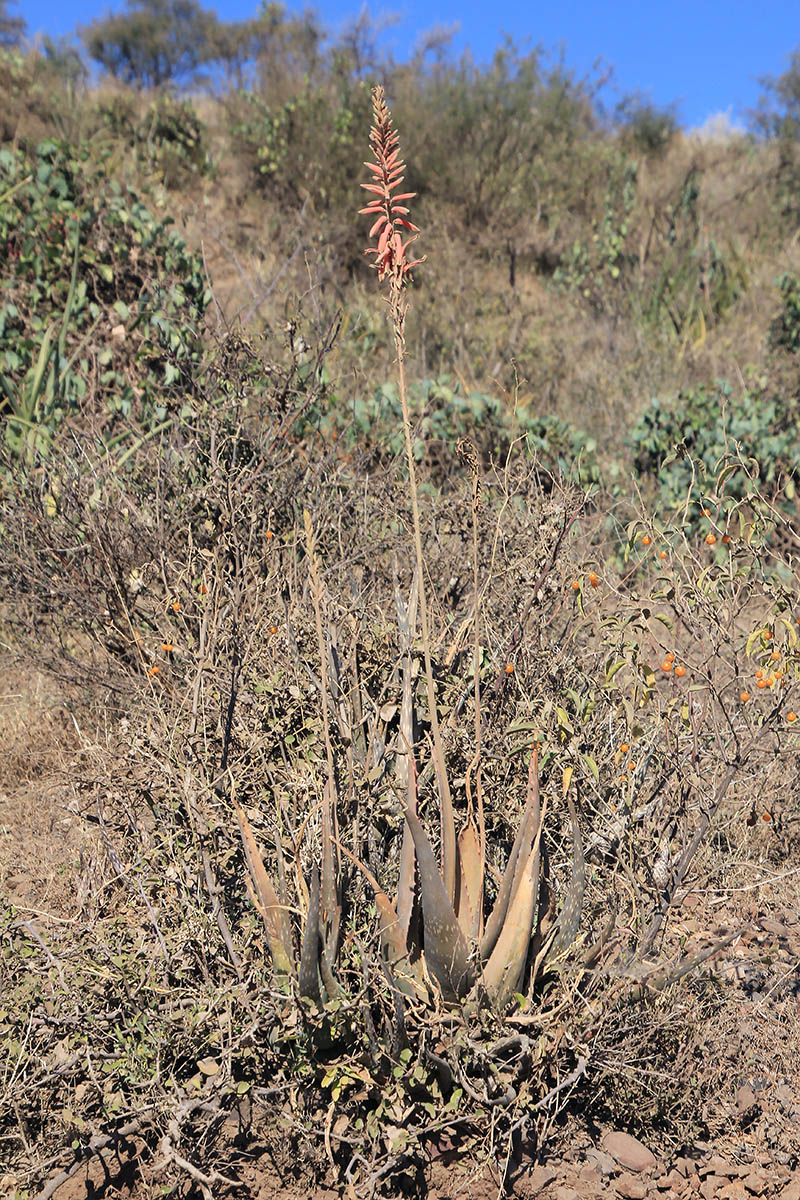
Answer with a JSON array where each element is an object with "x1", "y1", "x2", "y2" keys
[{"x1": 20, "y1": 0, "x2": 800, "y2": 130}]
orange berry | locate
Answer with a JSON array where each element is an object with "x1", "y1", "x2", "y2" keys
[
  {"x1": 763, "y1": 630, "x2": 773, "y2": 640},
  {"x1": 620, "y1": 742, "x2": 629, "y2": 753},
  {"x1": 661, "y1": 661, "x2": 673, "y2": 673},
  {"x1": 674, "y1": 665, "x2": 686, "y2": 677},
  {"x1": 771, "y1": 650, "x2": 781, "y2": 661},
  {"x1": 762, "y1": 811, "x2": 772, "y2": 822},
  {"x1": 269, "y1": 624, "x2": 278, "y2": 635},
  {"x1": 787, "y1": 711, "x2": 797, "y2": 723},
  {"x1": 756, "y1": 669, "x2": 764, "y2": 679},
  {"x1": 628, "y1": 761, "x2": 635, "y2": 772},
  {"x1": 722, "y1": 534, "x2": 731, "y2": 544},
  {"x1": 705, "y1": 533, "x2": 716, "y2": 545},
  {"x1": 588, "y1": 572, "x2": 599, "y2": 587},
  {"x1": 571, "y1": 580, "x2": 580, "y2": 591},
  {"x1": 198, "y1": 583, "x2": 208, "y2": 594},
  {"x1": 703, "y1": 507, "x2": 711, "y2": 516},
  {"x1": 757, "y1": 679, "x2": 767, "y2": 689},
  {"x1": 171, "y1": 600, "x2": 181, "y2": 612},
  {"x1": 659, "y1": 549, "x2": 667, "y2": 560},
  {"x1": 666, "y1": 652, "x2": 675, "y2": 662},
  {"x1": 775, "y1": 670, "x2": 784, "y2": 680},
  {"x1": 505, "y1": 662, "x2": 515, "y2": 675},
  {"x1": 740, "y1": 691, "x2": 750, "y2": 702},
  {"x1": 265, "y1": 530, "x2": 274, "y2": 540},
  {"x1": 161, "y1": 642, "x2": 173, "y2": 653},
  {"x1": 766, "y1": 676, "x2": 775, "y2": 688},
  {"x1": 641, "y1": 534, "x2": 651, "y2": 547},
  {"x1": 148, "y1": 665, "x2": 160, "y2": 677}
]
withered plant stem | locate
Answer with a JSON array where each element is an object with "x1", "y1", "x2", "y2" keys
[
  {"x1": 466, "y1": 451, "x2": 485, "y2": 895},
  {"x1": 393, "y1": 314, "x2": 456, "y2": 901},
  {"x1": 303, "y1": 509, "x2": 339, "y2": 868}
]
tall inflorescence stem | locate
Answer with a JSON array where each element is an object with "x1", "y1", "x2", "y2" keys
[{"x1": 360, "y1": 85, "x2": 456, "y2": 898}]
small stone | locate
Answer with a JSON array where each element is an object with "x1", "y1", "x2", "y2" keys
[
  {"x1": 736, "y1": 1085, "x2": 757, "y2": 1112},
  {"x1": 615, "y1": 1172, "x2": 647, "y2": 1199},
  {"x1": 602, "y1": 1132, "x2": 657, "y2": 1174},
  {"x1": 674, "y1": 1159, "x2": 697, "y2": 1178},
  {"x1": 718, "y1": 1184, "x2": 747, "y2": 1200},
  {"x1": 700, "y1": 1178, "x2": 727, "y2": 1200},
  {"x1": 554, "y1": 1188, "x2": 580, "y2": 1200},
  {"x1": 702, "y1": 1159, "x2": 737, "y2": 1179},
  {"x1": 742, "y1": 1171, "x2": 768, "y2": 1196},
  {"x1": 656, "y1": 1171, "x2": 685, "y2": 1191},
  {"x1": 585, "y1": 1149, "x2": 618, "y2": 1178},
  {"x1": 527, "y1": 1166, "x2": 558, "y2": 1189},
  {"x1": 579, "y1": 1161, "x2": 601, "y2": 1182},
  {"x1": 777, "y1": 1183, "x2": 800, "y2": 1200}
]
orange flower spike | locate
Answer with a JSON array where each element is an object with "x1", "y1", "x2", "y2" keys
[{"x1": 360, "y1": 86, "x2": 425, "y2": 285}]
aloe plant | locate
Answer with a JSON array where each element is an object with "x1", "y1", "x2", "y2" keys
[
  {"x1": 234, "y1": 632, "x2": 585, "y2": 1016},
  {"x1": 233, "y1": 84, "x2": 587, "y2": 1024}
]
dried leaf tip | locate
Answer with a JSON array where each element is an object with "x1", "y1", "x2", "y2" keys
[{"x1": 359, "y1": 85, "x2": 425, "y2": 285}]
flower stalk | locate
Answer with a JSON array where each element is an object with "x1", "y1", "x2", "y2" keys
[{"x1": 359, "y1": 86, "x2": 456, "y2": 900}]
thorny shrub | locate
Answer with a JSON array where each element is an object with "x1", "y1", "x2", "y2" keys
[{"x1": 0, "y1": 137, "x2": 210, "y2": 456}]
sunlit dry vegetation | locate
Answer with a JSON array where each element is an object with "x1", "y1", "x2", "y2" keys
[{"x1": 2, "y1": 4, "x2": 800, "y2": 1196}]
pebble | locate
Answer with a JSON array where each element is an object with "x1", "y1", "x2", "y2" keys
[
  {"x1": 700, "y1": 1177, "x2": 728, "y2": 1200},
  {"x1": 701, "y1": 1158, "x2": 738, "y2": 1179},
  {"x1": 585, "y1": 1149, "x2": 619, "y2": 1177},
  {"x1": 527, "y1": 1166, "x2": 558, "y2": 1189},
  {"x1": 602, "y1": 1132, "x2": 657, "y2": 1174},
  {"x1": 718, "y1": 1183, "x2": 748, "y2": 1200},
  {"x1": 615, "y1": 1172, "x2": 648, "y2": 1199}
]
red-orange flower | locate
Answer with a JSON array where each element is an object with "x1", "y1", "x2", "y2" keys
[{"x1": 360, "y1": 86, "x2": 425, "y2": 285}]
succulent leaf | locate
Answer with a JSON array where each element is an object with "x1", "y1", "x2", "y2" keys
[
  {"x1": 233, "y1": 797, "x2": 294, "y2": 981},
  {"x1": 404, "y1": 806, "x2": 473, "y2": 1001}
]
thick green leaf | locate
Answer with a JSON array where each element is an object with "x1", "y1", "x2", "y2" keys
[
  {"x1": 299, "y1": 866, "x2": 323, "y2": 1004},
  {"x1": 455, "y1": 822, "x2": 482, "y2": 942},
  {"x1": 404, "y1": 807, "x2": 473, "y2": 1001},
  {"x1": 481, "y1": 746, "x2": 540, "y2": 961}
]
